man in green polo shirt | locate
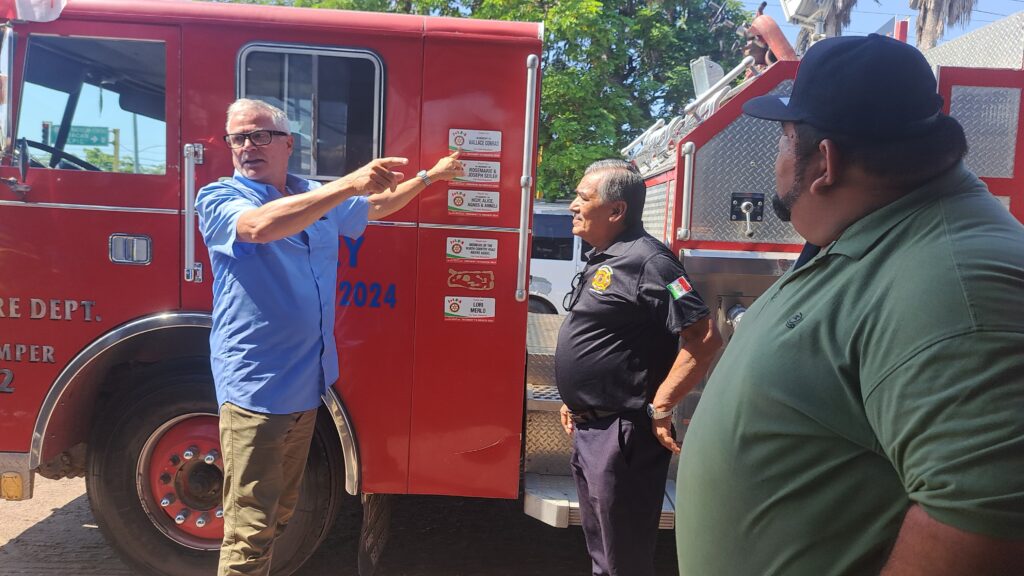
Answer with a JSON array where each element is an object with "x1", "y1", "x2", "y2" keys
[{"x1": 676, "y1": 34, "x2": 1024, "y2": 575}]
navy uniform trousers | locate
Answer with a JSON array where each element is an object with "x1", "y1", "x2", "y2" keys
[{"x1": 570, "y1": 410, "x2": 672, "y2": 576}]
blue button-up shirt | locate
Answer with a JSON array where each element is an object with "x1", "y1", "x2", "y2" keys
[{"x1": 196, "y1": 173, "x2": 369, "y2": 414}]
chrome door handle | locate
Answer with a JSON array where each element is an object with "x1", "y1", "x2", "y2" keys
[
  {"x1": 183, "y1": 143, "x2": 204, "y2": 283},
  {"x1": 516, "y1": 54, "x2": 540, "y2": 303}
]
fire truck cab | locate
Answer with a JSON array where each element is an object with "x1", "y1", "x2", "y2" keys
[{"x1": 0, "y1": 1, "x2": 541, "y2": 573}]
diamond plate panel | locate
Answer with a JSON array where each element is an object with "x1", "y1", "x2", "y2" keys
[
  {"x1": 525, "y1": 411, "x2": 573, "y2": 474},
  {"x1": 690, "y1": 80, "x2": 803, "y2": 244},
  {"x1": 527, "y1": 356, "x2": 558, "y2": 390},
  {"x1": 951, "y1": 86, "x2": 1020, "y2": 179},
  {"x1": 924, "y1": 12, "x2": 1024, "y2": 70},
  {"x1": 526, "y1": 312, "x2": 562, "y2": 354},
  {"x1": 528, "y1": 383, "x2": 561, "y2": 402},
  {"x1": 643, "y1": 182, "x2": 669, "y2": 243}
]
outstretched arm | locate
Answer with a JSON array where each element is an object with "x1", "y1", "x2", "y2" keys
[
  {"x1": 236, "y1": 157, "x2": 408, "y2": 243},
  {"x1": 367, "y1": 150, "x2": 464, "y2": 221}
]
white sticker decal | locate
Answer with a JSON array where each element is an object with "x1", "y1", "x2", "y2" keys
[
  {"x1": 447, "y1": 237, "x2": 498, "y2": 263},
  {"x1": 444, "y1": 296, "x2": 496, "y2": 322},
  {"x1": 449, "y1": 129, "x2": 502, "y2": 157},
  {"x1": 448, "y1": 190, "x2": 500, "y2": 216},
  {"x1": 454, "y1": 160, "x2": 500, "y2": 187}
]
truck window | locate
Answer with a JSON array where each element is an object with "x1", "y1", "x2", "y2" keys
[
  {"x1": 532, "y1": 213, "x2": 575, "y2": 261},
  {"x1": 17, "y1": 35, "x2": 166, "y2": 174},
  {"x1": 0, "y1": 26, "x2": 12, "y2": 156},
  {"x1": 239, "y1": 46, "x2": 381, "y2": 180}
]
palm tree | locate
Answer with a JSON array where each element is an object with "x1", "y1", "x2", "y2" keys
[
  {"x1": 801, "y1": 0, "x2": 977, "y2": 51},
  {"x1": 909, "y1": 0, "x2": 979, "y2": 48}
]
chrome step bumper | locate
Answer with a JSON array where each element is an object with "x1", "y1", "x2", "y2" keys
[{"x1": 524, "y1": 473, "x2": 676, "y2": 529}]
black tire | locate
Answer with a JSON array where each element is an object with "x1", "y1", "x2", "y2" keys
[
  {"x1": 528, "y1": 296, "x2": 558, "y2": 314},
  {"x1": 87, "y1": 358, "x2": 346, "y2": 575}
]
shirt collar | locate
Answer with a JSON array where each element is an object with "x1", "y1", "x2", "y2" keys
[
  {"x1": 824, "y1": 163, "x2": 974, "y2": 261},
  {"x1": 586, "y1": 226, "x2": 645, "y2": 260},
  {"x1": 232, "y1": 172, "x2": 313, "y2": 197}
]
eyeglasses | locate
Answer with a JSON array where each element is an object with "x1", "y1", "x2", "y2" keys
[
  {"x1": 223, "y1": 130, "x2": 290, "y2": 148},
  {"x1": 562, "y1": 271, "x2": 586, "y2": 312}
]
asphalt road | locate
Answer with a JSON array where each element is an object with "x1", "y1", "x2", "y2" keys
[{"x1": 0, "y1": 477, "x2": 679, "y2": 575}]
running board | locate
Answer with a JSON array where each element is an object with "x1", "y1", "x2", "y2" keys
[{"x1": 523, "y1": 473, "x2": 675, "y2": 529}]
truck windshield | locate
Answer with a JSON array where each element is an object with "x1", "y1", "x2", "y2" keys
[
  {"x1": 17, "y1": 35, "x2": 166, "y2": 174},
  {"x1": 0, "y1": 26, "x2": 11, "y2": 157}
]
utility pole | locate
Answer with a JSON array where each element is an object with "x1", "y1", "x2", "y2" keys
[
  {"x1": 112, "y1": 128, "x2": 120, "y2": 172},
  {"x1": 132, "y1": 113, "x2": 139, "y2": 174}
]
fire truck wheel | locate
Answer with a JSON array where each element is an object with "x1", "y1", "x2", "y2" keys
[{"x1": 86, "y1": 358, "x2": 345, "y2": 576}]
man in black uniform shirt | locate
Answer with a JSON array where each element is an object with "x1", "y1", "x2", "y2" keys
[{"x1": 555, "y1": 159, "x2": 721, "y2": 576}]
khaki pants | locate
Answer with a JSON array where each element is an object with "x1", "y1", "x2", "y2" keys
[{"x1": 218, "y1": 402, "x2": 317, "y2": 576}]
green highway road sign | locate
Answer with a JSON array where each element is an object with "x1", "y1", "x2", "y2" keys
[{"x1": 45, "y1": 124, "x2": 110, "y2": 147}]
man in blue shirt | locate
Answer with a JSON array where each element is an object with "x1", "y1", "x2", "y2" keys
[{"x1": 197, "y1": 98, "x2": 463, "y2": 576}]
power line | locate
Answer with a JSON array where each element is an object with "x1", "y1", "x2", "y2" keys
[{"x1": 971, "y1": 8, "x2": 1008, "y2": 15}]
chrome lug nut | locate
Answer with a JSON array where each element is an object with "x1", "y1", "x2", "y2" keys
[
  {"x1": 203, "y1": 450, "x2": 219, "y2": 465},
  {"x1": 215, "y1": 507, "x2": 224, "y2": 519},
  {"x1": 175, "y1": 509, "x2": 190, "y2": 525},
  {"x1": 160, "y1": 494, "x2": 175, "y2": 507},
  {"x1": 195, "y1": 514, "x2": 209, "y2": 528},
  {"x1": 183, "y1": 446, "x2": 199, "y2": 460}
]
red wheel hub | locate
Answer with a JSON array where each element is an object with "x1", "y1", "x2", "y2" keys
[{"x1": 145, "y1": 414, "x2": 224, "y2": 542}]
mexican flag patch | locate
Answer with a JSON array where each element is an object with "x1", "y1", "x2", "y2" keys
[{"x1": 666, "y1": 275, "x2": 693, "y2": 300}]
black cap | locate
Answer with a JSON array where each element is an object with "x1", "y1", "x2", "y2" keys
[{"x1": 742, "y1": 34, "x2": 944, "y2": 138}]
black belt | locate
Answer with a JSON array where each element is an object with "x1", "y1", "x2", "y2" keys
[{"x1": 569, "y1": 408, "x2": 622, "y2": 425}]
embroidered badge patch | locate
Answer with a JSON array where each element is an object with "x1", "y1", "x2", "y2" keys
[
  {"x1": 591, "y1": 265, "x2": 613, "y2": 291},
  {"x1": 666, "y1": 275, "x2": 693, "y2": 300}
]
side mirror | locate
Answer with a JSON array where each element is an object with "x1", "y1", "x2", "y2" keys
[
  {"x1": 2, "y1": 138, "x2": 31, "y2": 200},
  {"x1": 16, "y1": 137, "x2": 28, "y2": 182}
]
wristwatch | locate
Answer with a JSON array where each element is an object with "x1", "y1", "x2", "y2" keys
[
  {"x1": 646, "y1": 403, "x2": 674, "y2": 420},
  {"x1": 416, "y1": 169, "x2": 432, "y2": 186}
]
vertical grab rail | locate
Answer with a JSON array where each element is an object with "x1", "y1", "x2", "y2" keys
[
  {"x1": 677, "y1": 141, "x2": 695, "y2": 241},
  {"x1": 183, "y1": 143, "x2": 204, "y2": 283},
  {"x1": 516, "y1": 54, "x2": 540, "y2": 302}
]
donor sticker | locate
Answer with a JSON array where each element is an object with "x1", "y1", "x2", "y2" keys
[
  {"x1": 448, "y1": 190, "x2": 499, "y2": 216},
  {"x1": 454, "y1": 160, "x2": 500, "y2": 187},
  {"x1": 444, "y1": 296, "x2": 495, "y2": 322},
  {"x1": 447, "y1": 237, "x2": 498, "y2": 263},
  {"x1": 449, "y1": 129, "x2": 501, "y2": 158}
]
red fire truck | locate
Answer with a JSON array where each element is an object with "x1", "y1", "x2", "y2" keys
[{"x1": 0, "y1": 0, "x2": 542, "y2": 573}]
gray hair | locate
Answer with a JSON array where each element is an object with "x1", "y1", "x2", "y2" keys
[
  {"x1": 584, "y1": 159, "x2": 645, "y2": 227},
  {"x1": 225, "y1": 98, "x2": 291, "y2": 133}
]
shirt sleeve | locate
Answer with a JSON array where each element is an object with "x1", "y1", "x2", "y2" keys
[
  {"x1": 195, "y1": 182, "x2": 257, "y2": 259},
  {"x1": 327, "y1": 195, "x2": 370, "y2": 239},
  {"x1": 864, "y1": 331, "x2": 1024, "y2": 538},
  {"x1": 638, "y1": 253, "x2": 710, "y2": 334}
]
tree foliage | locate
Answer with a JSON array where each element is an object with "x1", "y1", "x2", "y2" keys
[
  {"x1": 229, "y1": 0, "x2": 751, "y2": 198},
  {"x1": 83, "y1": 147, "x2": 165, "y2": 174}
]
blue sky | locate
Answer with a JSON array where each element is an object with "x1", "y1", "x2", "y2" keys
[{"x1": 749, "y1": 0, "x2": 1023, "y2": 47}]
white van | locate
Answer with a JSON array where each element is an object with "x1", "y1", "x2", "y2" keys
[{"x1": 529, "y1": 201, "x2": 591, "y2": 314}]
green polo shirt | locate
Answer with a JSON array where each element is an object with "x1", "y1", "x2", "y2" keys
[{"x1": 676, "y1": 164, "x2": 1024, "y2": 576}]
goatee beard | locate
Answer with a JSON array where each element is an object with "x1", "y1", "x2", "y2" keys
[
  {"x1": 770, "y1": 192, "x2": 792, "y2": 222},
  {"x1": 771, "y1": 177, "x2": 803, "y2": 222}
]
